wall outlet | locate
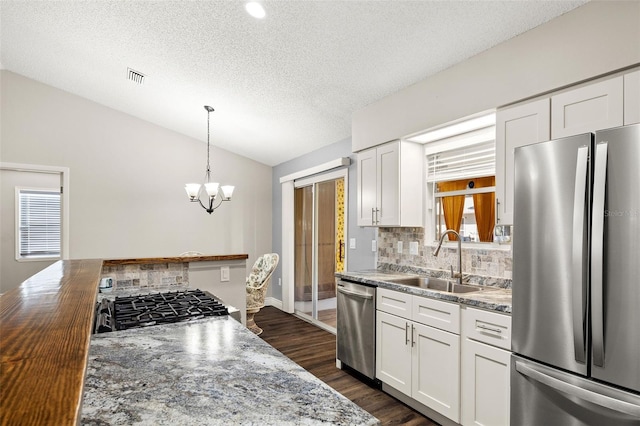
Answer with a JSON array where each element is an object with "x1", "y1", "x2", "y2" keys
[
  {"x1": 397, "y1": 241, "x2": 403, "y2": 254},
  {"x1": 220, "y1": 266, "x2": 230, "y2": 282},
  {"x1": 409, "y1": 241, "x2": 419, "y2": 255},
  {"x1": 278, "y1": 278, "x2": 282, "y2": 287},
  {"x1": 371, "y1": 240, "x2": 377, "y2": 252},
  {"x1": 349, "y1": 238, "x2": 356, "y2": 249}
]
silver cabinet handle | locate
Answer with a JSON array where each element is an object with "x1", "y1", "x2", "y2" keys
[
  {"x1": 371, "y1": 208, "x2": 375, "y2": 225},
  {"x1": 477, "y1": 324, "x2": 502, "y2": 334},
  {"x1": 411, "y1": 324, "x2": 415, "y2": 347},
  {"x1": 515, "y1": 360, "x2": 640, "y2": 417},
  {"x1": 336, "y1": 286, "x2": 373, "y2": 300},
  {"x1": 496, "y1": 198, "x2": 501, "y2": 224},
  {"x1": 405, "y1": 323, "x2": 410, "y2": 345},
  {"x1": 375, "y1": 208, "x2": 379, "y2": 225},
  {"x1": 571, "y1": 144, "x2": 589, "y2": 364},
  {"x1": 592, "y1": 142, "x2": 608, "y2": 367}
]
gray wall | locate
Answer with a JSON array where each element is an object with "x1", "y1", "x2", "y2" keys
[
  {"x1": 1, "y1": 71, "x2": 272, "y2": 292},
  {"x1": 270, "y1": 137, "x2": 376, "y2": 301},
  {"x1": 353, "y1": 1, "x2": 640, "y2": 151}
]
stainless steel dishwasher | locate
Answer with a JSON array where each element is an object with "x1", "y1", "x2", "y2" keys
[{"x1": 336, "y1": 279, "x2": 376, "y2": 380}]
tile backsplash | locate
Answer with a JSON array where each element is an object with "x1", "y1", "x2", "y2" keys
[
  {"x1": 101, "y1": 262, "x2": 189, "y2": 291},
  {"x1": 378, "y1": 227, "x2": 513, "y2": 280}
]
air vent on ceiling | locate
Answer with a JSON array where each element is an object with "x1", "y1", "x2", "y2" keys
[{"x1": 127, "y1": 68, "x2": 145, "y2": 85}]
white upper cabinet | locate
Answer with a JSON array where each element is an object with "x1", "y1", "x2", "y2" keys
[
  {"x1": 495, "y1": 98, "x2": 550, "y2": 225},
  {"x1": 624, "y1": 69, "x2": 640, "y2": 125},
  {"x1": 356, "y1": 140, "x2": 423, "y2": 227},
  {"x1": 551, "y1": 76, "x2": 624, "y2": 139}
]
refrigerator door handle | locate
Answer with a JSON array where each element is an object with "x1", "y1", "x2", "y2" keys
[
  {"x1": 592, "y1": 142, "x2": 608, "y2": 367},
  {"x1": 571, "y1": 145, "x2": 589, "y2": 364},
  {"x1": 515, "y1": 360, "x2": 640, "y2": 417}
]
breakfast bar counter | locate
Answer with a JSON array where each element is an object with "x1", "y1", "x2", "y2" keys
[{"x1": 1, "y1": 259, "x2": 379, "y2": 426}]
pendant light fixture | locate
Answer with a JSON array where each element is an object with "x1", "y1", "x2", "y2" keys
[{"x1": 185, "y1": 106, "x2": 234, "y2": 214}]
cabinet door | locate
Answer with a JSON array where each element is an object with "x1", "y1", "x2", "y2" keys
[
  {"x1": 356, "y1": 148, "x2": 377, "y2": 226},
  {"x1": 495, "y1": 98, "x2": 550, "y2": 225},
  {"x1": 461, "y1": 338, "x2": 511, "y2": 426},
  {"x1": 376, "y1": 311, "x2": 412, "y2": 396},
  {"x1": 412, "y1": 322, "x2": 460, "y2": 423},
  {"x1": 376, "y1": 142, "x2": 400, "y2": 226},
  {"x1": 551, "y1": 76, "x2": 623, "y2": 139},
  {"x1": 624, "y1": 70, "x2": 640, "y2": 125}
]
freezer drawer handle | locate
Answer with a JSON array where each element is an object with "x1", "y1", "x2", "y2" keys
[
  {"x1": 337, "y1": 286, "x2": 374, "y2": 300},
  {"x1": 591, "y1": 142, "x2": 608, "y2": 367},
  {"x1": 515, "y1": 360, "x2": 640, "y2": 418},
  {"x1": 571, "y1": 145, "x2": 589, "y2": 364}
]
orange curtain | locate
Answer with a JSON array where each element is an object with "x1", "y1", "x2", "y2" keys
[
  {"x1": 438, "y1": 180, "x2": 468, "y2": 241},
  {"x1": 472, "y1": 176, "x2": 496, "y2": 242}
]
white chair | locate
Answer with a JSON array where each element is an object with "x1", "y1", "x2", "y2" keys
[{"x1": 246, "y1": 253, "x2": 279, "y2": 335}]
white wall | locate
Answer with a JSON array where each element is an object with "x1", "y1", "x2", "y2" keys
[
  {"x1": 0, "y1": 71, "x2": 272, "y2": 291},
  {"x1": 353, "y1": 1, "x2": 640, "y2": 151}
]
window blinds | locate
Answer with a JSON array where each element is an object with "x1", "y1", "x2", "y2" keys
[
  {"x1": 426, "y1": 127, "x2": 496, "y2": 183},
  {"x1": 18, "y1": 190, "x2": 61, "y2": 257}
]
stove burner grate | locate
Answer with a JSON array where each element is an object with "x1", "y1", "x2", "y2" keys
[{"x1": 95, "y1": 289, "x2": 229, "y2": 333}]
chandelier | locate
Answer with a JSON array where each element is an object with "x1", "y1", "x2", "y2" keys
[{"x1": 185, "y1": 106, "x2": 234, "y2": 214}]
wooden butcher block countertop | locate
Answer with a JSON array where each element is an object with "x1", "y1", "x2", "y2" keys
[{"x1": 1, "y1": 259, "x2": 103, "y2": 426}]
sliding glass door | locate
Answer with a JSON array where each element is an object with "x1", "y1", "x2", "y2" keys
[{"x1": 294, "y1": 170, "x2": 346, "y2": 332}]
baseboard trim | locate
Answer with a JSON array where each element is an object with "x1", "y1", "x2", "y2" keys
[{"x1": 265, "y1": 297, "x2": 283, "y2": 310}]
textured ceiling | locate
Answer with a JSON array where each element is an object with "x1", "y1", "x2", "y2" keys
[{"x1": 1, "y1": 1, "x2": 587, "y2": 166}]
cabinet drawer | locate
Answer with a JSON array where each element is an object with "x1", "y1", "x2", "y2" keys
[
  {"x1": 377, "y1": 288, "x2": 412, "y2": 318},
  {"x1": 412, "y1": 296, "x2": 460, "y2": 334},
  {"x1": 462, "y1": 307, "x2": 511, "y2": 350}
]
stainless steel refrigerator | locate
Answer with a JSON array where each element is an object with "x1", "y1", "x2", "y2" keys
[{"x1": 511, "y1": 124, "x2": 640, "y2": 425}]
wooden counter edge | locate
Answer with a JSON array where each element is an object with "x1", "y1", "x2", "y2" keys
[
  {"x1": 0, "y1": 259, "x2": 102, "y2": 426},
  {"x1": 102, "y1": 254, "x2": 249, "y2": 266}
]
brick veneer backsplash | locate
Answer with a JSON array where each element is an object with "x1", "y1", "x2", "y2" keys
[
  {"x1": 101, "y1": 262, "x2": 189, "y2": 290},
  {"x1": 378, "y1": 227, "x2": 513, "y2": 280}
]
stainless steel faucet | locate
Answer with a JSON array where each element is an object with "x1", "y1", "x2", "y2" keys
[{"x1": 432, "y1": 229, "x2": 462, "y2": 285}]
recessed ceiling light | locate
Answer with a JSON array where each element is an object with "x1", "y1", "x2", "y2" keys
[{"x1": 245, "y1": 2, "x2": 266, "y2": 19}]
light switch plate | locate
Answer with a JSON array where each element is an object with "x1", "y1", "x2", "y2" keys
[
  {"x1": 350, "y1": 238, "x2": 356, "y2": 249},
  {"x1": 220, "y1": 266, "x2": 230, "y2": 282},
  {"x1": 371, "y1": 240, "x2": 377, "y2": 252},
  {"x1": 409, "y1": 241, "x2": 419, "y2": 255}
]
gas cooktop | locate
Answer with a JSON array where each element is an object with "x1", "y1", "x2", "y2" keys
[{"x1": 94, "y1": 289, "x2": 229, "y2": 333}]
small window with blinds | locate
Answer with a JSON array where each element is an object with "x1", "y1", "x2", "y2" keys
[
  {"x1": 17, "y1": 188, "x2": 61, "y2": 259},
  {"x1": 423, "y1": 118, "x2": 497, "y2": 243}
]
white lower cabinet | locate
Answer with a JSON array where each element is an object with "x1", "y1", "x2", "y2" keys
[
  {"x1": 376, "y1": 288, "x2": 512, "y2": 426},
  {"x1": 460, "y1": 307, "x2": 512, "y2": 426},
  {"x1": 376, "y1": 288, "x2": 461, "y2": 423},
  {"x1": 412, "y1": 321, "x2": 460, "y2": 421}
]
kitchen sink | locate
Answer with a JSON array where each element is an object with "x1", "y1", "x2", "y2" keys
[{"x1": 386, "y1": 276, "x2": 486, "y2": 294}]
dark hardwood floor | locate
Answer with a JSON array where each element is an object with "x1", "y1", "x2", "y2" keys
[{"x1": 255, "y1": 306, "x2": 439, "y2": 426}]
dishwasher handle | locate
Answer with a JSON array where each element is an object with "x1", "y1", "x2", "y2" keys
[{"x1": 337, "y1": 285, "x2": 374, "y2": 300}]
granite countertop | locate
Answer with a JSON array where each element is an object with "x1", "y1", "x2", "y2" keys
[
  {"x1": 81, "y1": 316, "x2": 380, "y2": 426},
  {"x1": 336, "y1": 270, "x2": 512, "y2": 314}
]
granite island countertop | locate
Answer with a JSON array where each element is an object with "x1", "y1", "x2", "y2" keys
[
  {"x1": 81, "y1": 316, "x2": 380, "y2": 426},
  {"x1": 336, "y1": 270, "x2": 512, "y2": 314}
]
